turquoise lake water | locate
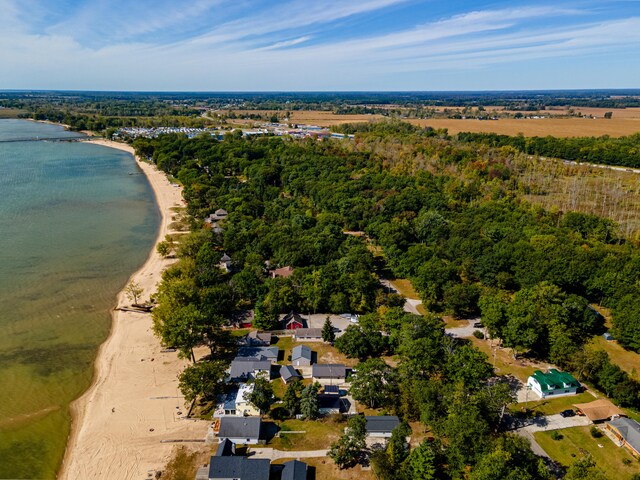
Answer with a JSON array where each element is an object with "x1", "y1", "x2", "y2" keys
[{"x1": 0, "y1": 120, "x2": 160, "y2": 479}]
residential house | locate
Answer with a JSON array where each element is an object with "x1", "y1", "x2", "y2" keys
[
  {"x1": 217, "y1": 417, "x2": 262, "y2": 445},
  {"x1": 365, "y1": 416, "x2": 400, "y2": 438},
  {"x1": 318, "y1": 394, "x2": 342, "y2": 415},
  {"x1": 205, "y1": 457, "x2": 270, "y2": 480},
  {"x1": 218, "y1": 253, "x2": 232, "y2": 273},
  {"x1": 294, "y1": 328, "x2": 323, "y2": 342},
  {"x1": 573, "y1": 399, "x2": 624, "y2": 423},
  {"x1": 270, "y1": 266, "x2": 294, "y2": 278},
  {"x1": 280, "y1": 365, "x2": 302, "y2": 384},
  {"x1": 606, "y1": 417, "x2": 640, "y2": 458},
  {"x1": 291, "y1": 345, "x2": 313, "y2": 367},
  {"x1": 527, "y1": 369, "x2": 580, "y2": 399},
  {"x1": 215, "y1": 438, "x2": 235, "y2": 457},
  {"x1": 281, "y1": 460, "x2": 308, "y2": 480},
  {"x1": 234, "y1": 383, "x2": 261, "y2": 417},
  {"x1": 282, "y1": 311, "x2": 306, "y2": 330},
  {"x1": 312, "y1": 364, "x2": 346, "y2": 386},
  {"x1": 237, "y1": 346, "x2": 280, "y2": 363},
  {"x1": 245, "y1": 331, "x2": 272, "y2": 347},
  {"x1": 229, "y1": 358, "x2": 272, "y2": 382},
  {"x1": 205, "y1": 208, "x2": 228, "y2": 224}
]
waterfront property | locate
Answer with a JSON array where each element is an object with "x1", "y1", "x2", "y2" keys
[
  {"x1": 527, "y1": 369, "x2": 580, "y2": 399},
  {"x1": 217, "y1": 417, "x2": 263, "y2": 445},
  {"x1": 237, "y1": 346, "x2": 280, "y2": 362},
  {"x1": 229, "y1": 358, "x2": 272, "y2": 382}
]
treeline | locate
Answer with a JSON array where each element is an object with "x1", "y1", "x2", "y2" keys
[{"x1": 457, "y1": 132, "x2": 640, "y2": 168}]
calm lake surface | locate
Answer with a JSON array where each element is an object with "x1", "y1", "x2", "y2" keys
[{"x1": 0, "y1": 120, "x2": 159, "y2": 479}]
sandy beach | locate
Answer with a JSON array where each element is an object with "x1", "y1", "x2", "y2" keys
[{"x1": 59, "y1": 139, "x2": 209, "y2": 479}]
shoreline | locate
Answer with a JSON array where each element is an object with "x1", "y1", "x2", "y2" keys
[{"x1": 59, "y1": 139, "x2": 208, "y2": 479}]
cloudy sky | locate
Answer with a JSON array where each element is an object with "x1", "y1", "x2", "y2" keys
[{"x1": 1, "y1": 0, "x2": 639, "y2": 91}]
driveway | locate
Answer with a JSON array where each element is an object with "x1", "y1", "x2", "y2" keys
[
  {"x1": 445, "y1": 319, "x2": 482, "y2": 338},
  {"x1": 519, "y1": 413, "x2": 591, "y2": 433},
  {"x1": 379, "y1": 279, "x2": 424, "y2": 315},
  {"x1": 249, "y1": 447, "x2": 328, "y2": 460}
]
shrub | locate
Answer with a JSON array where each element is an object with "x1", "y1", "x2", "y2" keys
[
  {"x1": 590, "y1": 426, "x2": 603, "y2": 438},
  {"x1": 550, "y1": 431, "x2": 563, "y2": 441},
  {"x1": 473, "y1": 330, "x2": 485, "y2": 339}
]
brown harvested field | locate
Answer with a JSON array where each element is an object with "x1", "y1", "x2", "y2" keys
[
  {"x1": 290, "y1": 111, "x2": 385, "y2": 126},
  {"x1": 406, "y1": 117, "x2": 640, "y2": 137}
]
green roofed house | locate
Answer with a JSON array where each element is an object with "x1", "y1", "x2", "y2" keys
[{"x1": 527, "y1": 369, "x2": 580, "y2": 399}]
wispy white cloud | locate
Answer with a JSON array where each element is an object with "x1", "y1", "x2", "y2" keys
[{"x1": 0, "y1": 1, "x2": 638, "y2": 90}]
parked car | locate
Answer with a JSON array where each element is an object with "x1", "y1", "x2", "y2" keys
[
  {"x1": 559, "y1": 409, "x2": 575, "y2": 418},
  {"x1": 473, "y1": 322, "x2": 484, "y2": 328}
]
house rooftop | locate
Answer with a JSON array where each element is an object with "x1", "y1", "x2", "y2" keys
[
  {"x1": 215, "y1": 438, "x2": 235, "y2": 457},
  {"x1": 272, "y1": 266, "x2": 295, "y2": 278},
  {"x1": 318, "y1": 394, "x2": 342, "y2": 412},
  {"x1": 530, "y1": 369, "x2": 580, "y2": 392},
  {"x1": 292, "y1": 345, "x2": 312, "y2": 361},
  {"x1": 365, "y1": 415, "x2": 400, "y2": 434},
  {"x1": 218, "y1": 417, "x2": 262, "y2": 440},
  {"x1": 229, "y1": 359, "x2": 271, "y2": 380},
  {"x1": 280, "y1": 365, "x2": 301, "y2": 382},
  {"x1": 237, "y1": 346, "x2": 279, "y2": 361},
  {"x1": 207, "y1": 456, "x2": 270, "y2": 480},
  {"x1": 281, "y1": 459, "x2": 308, "y2": 480},
  {"x1": 295, "y1": 328, "x2": 322, "y2": 339},
  {"x1": 608, "y1": 417, "x2": 640, "y2": 453},
  {"x1": 312, "y1": 364, "x2": 346, "y2": 379}
]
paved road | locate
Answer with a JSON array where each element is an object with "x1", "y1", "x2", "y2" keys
[
  {"x1": 249, "y1": 448, "x2": 329, "y2": 460},
  {"x1": 380, "y1": 279, "x2": 424, "y2": 315}
]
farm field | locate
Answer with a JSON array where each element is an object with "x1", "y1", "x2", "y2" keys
[{"x1": 407, "y1": 117, "x2": 640, "y2": 137}]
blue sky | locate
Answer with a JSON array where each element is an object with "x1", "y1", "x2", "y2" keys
[{"x1": 1, "y1": 0, "x2": 639, "y2": 91}]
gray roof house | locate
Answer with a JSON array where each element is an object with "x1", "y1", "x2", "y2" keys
[
  {"x1": 294, "y1": 328, "x2": 323, "y2": 341},
  {"x1": 246, "y1": 331, "x2": 272, "y2": 346},
  {"x1": 318, "y1": 394, "x2": 342, "y2": 415},
  {"x1": 365, "y1": 416, "x2": 400, "y2": 438},
  {"x1": 607, "y1": 417, "x2": 640, "y2": 458},
  {"x1": 280, "y1": 365, "x2": 302, "y2": 384},
  {"x1": 218, "y1": 417, "x2": 262, "y2": 444},
  {"x1": 312, "y1": 364, "x2": 346, "y2": 385},
  {"x1": 292, "y1": 345, "x2": 313, "y2": 367},
  {"x1": 229, "y1": 358, "x2": 272, "y2": 382},
  {"x1": 218, "y1": 253, "x2": 232, "y2": 272},
  {"x1": 282, "y1": 460, "x2": 308, "y2": 480},
  {"x1": 215, "y1": 438, "x2": 235, "y2": 457},
  {"x1": 207, "y1": 457, "x2": 270, "y2": 480},
  {"x1": 237, "y1": 346, "x2": 279, "y2": 362}
]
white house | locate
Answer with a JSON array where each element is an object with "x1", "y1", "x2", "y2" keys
[{"x1": 527, "y1": 369, "x2": 580, "y2": 399}]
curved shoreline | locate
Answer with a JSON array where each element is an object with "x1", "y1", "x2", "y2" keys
[{"x1": 59, "y1": 139, "x2": 208, "y2": 479}]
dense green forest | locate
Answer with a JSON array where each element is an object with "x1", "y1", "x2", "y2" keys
[{"x1": 134, "y1": 122, "x2": 640, "y2": 478}]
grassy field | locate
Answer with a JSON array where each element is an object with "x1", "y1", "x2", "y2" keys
[
  {"x1": 262, "y1": 417, "x2": 346, "y2": 451},
  {"x1": 407, "y1": 117, "x2": 640, "y2": 137},
  {"x1": 467, "y1": 336, "x2": 539, "y2": 383},
  {"x1": 535, "y1": 426, "x2": 640, "y2": 480},
  {"x1": 588, "y1": 336, "x2": 640, "y2": 379},
  {"x1": 0, "y1": 108, "x2": 28, "y2": 118},
  {"x1": 512, "y1": 392, "x2": 595, "y2": 415},
  {"x1": 273, "y1": 457, "x2": 375, "y2": 480},
  {"x1": 388, "y1": 278, "x2": 419, "y2": 299}
]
